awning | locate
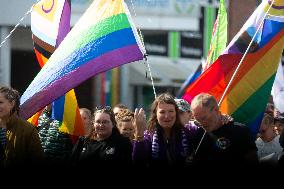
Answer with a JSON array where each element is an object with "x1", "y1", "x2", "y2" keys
[{"x1": 127, "y1": 56, "x2": 200, "y2": 87}]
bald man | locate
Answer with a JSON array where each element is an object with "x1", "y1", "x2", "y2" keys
[{"x1": 188, "y1": 93, "x2": 258, "y2": 167}]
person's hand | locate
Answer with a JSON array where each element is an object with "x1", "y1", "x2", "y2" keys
[
  {"x1": 221, "y1": 114, "x2": 234, "y2": 124},
  {"x1": 133, "y1": 108, "x2": 147, "y2": 141}
]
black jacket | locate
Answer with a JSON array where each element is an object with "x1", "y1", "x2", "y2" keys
[{"x1": 70, "y1": 130, "x2": 132, "y2": 168}]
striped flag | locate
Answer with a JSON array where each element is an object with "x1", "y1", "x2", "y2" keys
[
  {"x1": 98, "y1": 68, "x2": 120, "y2": 107},
  {"x1": 28, "y1": 0, "x2": 84, "y2": 136}
]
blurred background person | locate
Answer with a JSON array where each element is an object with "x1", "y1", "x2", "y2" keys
[
  {"x1": 265, "y1": 101, "x2": 275, "y2": 116},
  {"x1": 174, "y1": 98, "x2": 192, "y2": 126},
  {"x1": 255, "y1": 113, "x2": 283, "y2": 165},
  {"x1": 113, "y1": 103, "x2": 129, "y2": 117},
  {"x1": 116, "y1": 109, "x2": 135, "y2": 141},
  {"x1": 274, "y1": 115, "x2": 284, "y2": 136},
  {"x1": 79, "y1": 108, "x2": 93, "y2": 137}
]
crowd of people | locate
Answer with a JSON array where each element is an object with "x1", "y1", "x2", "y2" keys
[{"x1": 0, "y1": 85, "x2": 284, "y2": 171}]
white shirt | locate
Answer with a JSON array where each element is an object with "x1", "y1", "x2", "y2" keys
[{"x1": 255, "y1": 135, "x2": 283, "y2": 162}]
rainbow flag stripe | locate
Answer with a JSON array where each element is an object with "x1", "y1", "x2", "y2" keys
[{"x1": 52, "y1": 90, "x2": 83, "y2": 135}]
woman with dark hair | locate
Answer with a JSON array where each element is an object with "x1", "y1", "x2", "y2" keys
[
  {"x1": 132, "y1": 93, "x2": 192, "y2": 167},
  {"x1": 70, "y1": 106, "x2": 133, "y2": 168},
  {"x1": 0, "y1": 86, "x2": 44, "y2": 167}
]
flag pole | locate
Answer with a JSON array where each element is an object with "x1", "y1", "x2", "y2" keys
[
  {"x1": 129, "y1": 0, "x2": 157, "y2": 99},
  {"x1": 218, "y1": 0, "x2": 275, "y2": 106},
  {"x1": 144, "y1": 54, "x2": 157, "y2": 99},
  {"x1": 0, "y1": 0, "x2": 43, "y2": 48}
]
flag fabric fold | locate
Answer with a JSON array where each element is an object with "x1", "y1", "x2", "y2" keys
[
  {"x1": 183, "y1": 0, "x2": 284, "y2": 136},
  {"x1": 20, "y1": 0, "x2": 145, "y2": 119},
  {"x1": 28, "y1": 0, "x2": 84, "y2": 136}
]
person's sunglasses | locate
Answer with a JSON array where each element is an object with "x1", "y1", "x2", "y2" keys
[{"x1": 95, "y1": 106, "x2": 112, "y2": 112}]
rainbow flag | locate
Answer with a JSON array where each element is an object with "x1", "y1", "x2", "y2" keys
[
  {"x1": 183, "y1": 0, "x2": 284, "y2": 137},
  {"x1": 20, "y1": 0, "x2": 145, "y2": 119},
  {"x1": 110, "y1": 68, "x2": 120, "y2": 106},
  {"x1": 51, "y1": 90, "x2": 83, "y2": 135},
  {"x1": 98, "y1": 68, "x2": 120, "y2": 107},
  {"x1": 28, "y1": 0, "x2": 84, "y2": 136},
  {"x1": 28, "y1": 109, "x2": 44, "y2": 126}
]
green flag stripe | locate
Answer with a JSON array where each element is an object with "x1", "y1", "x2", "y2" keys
[{"x1": 232, "y1": 74, "x2": 276, "y2": 125}]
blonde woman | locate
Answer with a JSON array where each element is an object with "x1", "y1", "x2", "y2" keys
[
  {"x1": 116, "y1": 109, "x2": 135, "y2": 141},
  {"x1": 79, "y1": 108, "x2": 93, "y2": 136}
]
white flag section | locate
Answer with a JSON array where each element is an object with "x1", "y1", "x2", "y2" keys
[{"x1": 272, "y1": 62, "x2": 284, "y2": 113}]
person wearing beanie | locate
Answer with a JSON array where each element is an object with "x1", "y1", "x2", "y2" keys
[{"x1": 174, "y1": 99, "x2": 192, "y2": 126}]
